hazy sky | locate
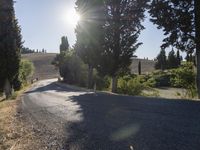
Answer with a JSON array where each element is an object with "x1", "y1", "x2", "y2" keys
[{"x1": 15, "y1": 0, "x2": 167, "y2": 59}]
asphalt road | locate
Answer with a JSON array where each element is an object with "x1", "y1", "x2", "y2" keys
[{"x1": 22, "y1": 79, "x2": 200, "y2": 150}]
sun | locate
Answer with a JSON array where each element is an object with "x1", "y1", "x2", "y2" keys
[{"x1": 63, "y1": 9, "x2": 80, "y2": 27}]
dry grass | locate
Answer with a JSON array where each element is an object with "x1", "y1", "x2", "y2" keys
[
  {"x1": 0, "y1": 85, "x2": 46, "y2": 150},
  {"x1": 0, "y1": 100, "x2": 20, "y2": 150}
]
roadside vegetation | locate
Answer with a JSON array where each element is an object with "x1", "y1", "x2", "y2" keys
[{"x1": 51, "y1": 0, "x2": 199, "y2": 100}]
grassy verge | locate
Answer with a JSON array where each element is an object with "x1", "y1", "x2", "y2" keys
[{"x1": 0, "y1": 85, "x2": 30, "y2": 150}]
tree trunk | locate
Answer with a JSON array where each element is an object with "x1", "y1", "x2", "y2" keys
[
  {"x1": 87, "y1": 65, "x2": 93, "y2": 89},
  {"x1": 4, "y1": 78, "x2": 12, "y2": 99},
  {"x1": 195, "y1": 0, "x2": 200, "y2": 98},
  {"x1": 111, "y1": 76, "x2": 117, "y2": 93}
]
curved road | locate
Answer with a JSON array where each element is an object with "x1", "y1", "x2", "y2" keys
[{"x1": 22, "y1": 79, "x2": 200, "y2": 150}]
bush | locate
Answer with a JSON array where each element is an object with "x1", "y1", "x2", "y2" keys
[
  {"x1": 118, "y1": 76, "x2": 145, "y2": 96},
  {"x1": 94, "y1": 74, "x2": 111, "y2": 90},
  {"x1": 170, "y1": 62, "x2": 196, "y2": 98},
  {"x1": 59, "y1": 50, "x2": 88, "y2": 87},
  {"x1": 13, "y1": 59, "x2": 35, "y2": 90}
]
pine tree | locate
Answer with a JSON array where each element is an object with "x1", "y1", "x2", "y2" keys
[{"x1": 0, "y1": 0, "x2": 22, "y2": 98}]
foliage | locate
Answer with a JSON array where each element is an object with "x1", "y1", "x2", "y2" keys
[
  {"x1": 138, "y1": 61, "x2": 141, "y2": 75},
  {"x1": 13, "y1": 59, "x2": 35, "y2": 90},
  {"x1": 170, "y1": 62, "x2": 196, "y2": 97},
  {"x1": 155, "y1": 49, "x2": 182, "y2": 70},
  {"x1": 75, "y1": 0, "x2": 105, "y2": 88},
  {"x1": 167, "y1": 49, "x2": 179, "y2": 69},
  {"x1": 149, "y1": 0, "x2": 195, "y2": 52},
  {"x1": 0, "y1": 0, "x2": 22, "y2": 92},
  {"x1": 60, "y1": 36, "x2": 69, "y2": 53},
  {"x1": 149, "y1": 0, "x2": 200, "y2": 98},
  {"x1": 118, "y1": 76, "x2": 145, "y2": 96},
  {"x1": 21, "y1": 47, "x2": 35, "y2": 54},
  {"x1": 155, "y1": 49, "x2": 167, "y2": 70},
  {"x1": 59, "y1": 50, "x2": 88, "y2": 87},
  {"x1": 97, "y1": 0, "x2": 149, "y2": 92},
  {"x1": 93, "y1": 74, "x2": 111, "y2": 91}
]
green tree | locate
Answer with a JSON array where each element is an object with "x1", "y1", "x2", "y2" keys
[
  {"x1": 13, "y1": 59, "x2": 35, "y2": 90},
  {"x1": 53, "y1": 36, "x2": 70, "y2": 78},
  {"x1": 0, "y1": 0, "x2": 22, "y2": 97},
  {"x1": 155, "y1": 49, "x2": 167, "y2": 70},
  {"x1": 98, "y1": 0, "x2": 149, "y2": 92},
  {"x1": 60, "y1": 36, "x2": 69, "y2": 53},
  {"x1": 58, "y1": 49, "x2": 88, "y2": 86},
  {"x1": 138, "y1": 61, "x2": 141, "y2": 75},
  {"x1": 149, "y1": 0, "x2": 200, "y2": 98},
  {"x1": 75, "y1": 0, "x2": 105, "y2": 88},
  {"x1": 176, "y1": 50, "x2": 182, "y2": 66},
  {"x1": 167, "y1": 49, "x2": 179, "y2": 69}
]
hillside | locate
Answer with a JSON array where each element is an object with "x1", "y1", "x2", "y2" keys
[
  {"x1": 22, "y1": 53, "x2": 59, "y2": 80},
  {"x1": 130, "y1": 58, "x2": 156, "y2": 74},
  {"x1": 22, "y1": 53, "x2": 155, "y2": 80}
]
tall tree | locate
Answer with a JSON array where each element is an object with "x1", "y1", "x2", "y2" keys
[
  {"x1": 149, "y1": 0, "x2": 200, "y2": 98},
  {"x1": 98, "y1": 0, "x2": 149, "y2": 92},
  {"x1": 0, "y1": 0, "x2": 22, "y2": 98},
  {"x1": 58, "y1": 36, "x2": 69, "y2": 78},
  {"x1": 138, "y1": 60, "x2": 141, "y2": 75},
  {"x1": 167, "y1": 49, "x2": 179, "y2": 69},
  {"x1": 60, "y1": 36, "x2": 69, "y2": 53},
  {"x1": 176, "y1": 50, "x2": 181, "y2": 66},
  {"x1": 155, "y1": 49, "x2": 167, "y2": 70},
  {"x1": 75, "y1": 0, "x2": 105, "y2": 88},
  {"x1": 195, "y1": 0, "x2": 200, "y2": 98}
]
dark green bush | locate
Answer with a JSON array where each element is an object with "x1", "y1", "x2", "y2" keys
[
  {"x1": 60, "y1": 50, "x2": 88, "y2": 87},
  {"x1": 13, "y1": 59, "x2": 35, "y2": 90},
  {"x1": 170, "y1": 62, "x2": 196, "y2": 98},
  {"x1": 94, "y1": 75, "x2": 110, "y2": 90},
  {"x1": 117, "y1": 76, "x2": 145, "y2": 96}
]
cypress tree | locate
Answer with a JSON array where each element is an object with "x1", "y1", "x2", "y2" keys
[
  {"x1": 138, "y1": 61, "x2": 141, "y2": 75},
  {"x1": 0, "y1": 0, "x2": 22, "y2": 97},
  {"x1": 155, "y1": 49, "x2": 167, "y2": 70},
  {"x1": 75, "y1": 0, "x2": 105, "y2": 88}
]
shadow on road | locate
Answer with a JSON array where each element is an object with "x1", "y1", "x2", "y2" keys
[
  {"x1": 63, "y1": 92, "x2": 200, "y2": 150},
  {"x1": 24, "y1": 81, "x2": 200, "y2": 150}
]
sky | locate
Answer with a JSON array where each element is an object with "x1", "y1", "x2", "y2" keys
[{"x1": 15, "y1": 0, "x2": 168, "y2": 59}]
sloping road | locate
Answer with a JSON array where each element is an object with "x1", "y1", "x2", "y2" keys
[{"x1": 22, "y1": 79, "x2": 200, "y2": 150}]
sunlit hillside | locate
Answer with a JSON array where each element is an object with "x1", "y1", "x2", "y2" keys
[{"x1": 22, "y1": 53, "x2": 59, "y2": 80}]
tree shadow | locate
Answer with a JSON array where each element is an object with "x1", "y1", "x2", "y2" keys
[
  {"x1": 63, "y1": 92, "x2": 200, "y2": 150},
  {"x1": 25, "y1": 82, "x2": 78, "y2": 94}
]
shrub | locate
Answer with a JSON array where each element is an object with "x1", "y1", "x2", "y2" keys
[
  {"x1": 13, "y1": 59, "x2": 35, "y2": 90},
  {"x1": 60, "y1": 50, "x2": 88, "y2": 87},
  {"x1": 118, "y1": 76, "x2": 145, "y2": 96},
  {"x1": 170, "y1": 62, "x2": 196, "y2": 98},
  {"x1": 94, "y1": 74, "x2": 111, "y2": 90}
]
